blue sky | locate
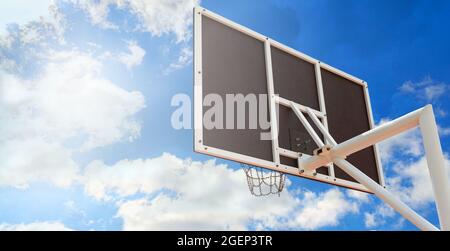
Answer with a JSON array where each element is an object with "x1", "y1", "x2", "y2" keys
[{"x1": 0, "y1": 0, "x2": 449, "y2": 231}]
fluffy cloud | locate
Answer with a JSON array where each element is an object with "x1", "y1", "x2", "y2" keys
[
  {"x1": 0, "y1": 2, "x2": 65, "y2": 77},
  {"x1": 0, "y1": 1, "x2": 60, "y2": 35},
  {"x1": 0, "y1": 221, "x2": 72, "y2": 231},
  {"x1": 438, "y1": 126, "x2": 450, "y2": 136},
  {"x1": 164, "y1": 46, "x2": 192, "y2": 75},
  {"x1": 367, "y1": 116, "x2": 450, "y2": 229},
  {"x1": 399, "y1": 76, "x2": 449, "y2": 102},
  {"x1": 0, "y1": 2, "x2": 65, "y2": 51},
  {"x1": 377, "y1": 123, "x2": 423, "y2": 164},
  {"x1": 84, "y1": 153, "x2": 360, "y2": 230},
  {"x1": 285, "y1": 189, "x2": 359, "y2": 230},
  {"x1": 364, "y1": 213, "x2": 376, "y2": 228},
  {"x1": 347, "y1": 189, "x2": 370, "y2": 203},
  {"x1": 72, "y1": 0, "x2": 200, "y2": 42},
  {"x1": 1, "y1": 49, "x2": 145, "y2": 150},
  {"x1": 0, "y1": 48, "x2": 145, "y2": 188},
  {"x1": 376, "y1": 120, "x2": 450, "y2": 209},
  {"x1": 364, "y1": 204, "x2": 395, "y2": 228},
  {"x1": 388, "y1": 156, "x2": 450, "y2": 208},
  {"x1": 0, "y1": 138, "x2": 79, "y2": 189},
  {"x1": 118, "y1": 41, "x2": 146, "y2": 69}
]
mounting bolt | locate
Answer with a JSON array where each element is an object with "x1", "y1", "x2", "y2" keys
[
  {"x1": 299, "y1": 170, "x2": 305, "y2": 174},
  {"x1": 204, "y1": 147, "x2": 208, "y2": 150},
  {"x1": 198, "y1": 140, "x2": 202, "y2": 143},
  {"x1": 198, "y1": 71, "x2": 201, "y2": 74},
  {"x1": 313, "y1": 172, "x2": 317, "y2": 176}
]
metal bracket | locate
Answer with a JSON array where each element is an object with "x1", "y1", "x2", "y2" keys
[{"x1": 313, "y1": 145, "x2": 332, "y2": 156}]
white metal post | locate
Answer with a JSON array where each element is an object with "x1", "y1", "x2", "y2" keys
[
  {"x1": 300, "y1": 107, "x2": 426, "y2": 171},
  {"x1": 419, "y1": 105, "x2": 450, "y2": 230},
  {"x1": 305, "y1": 107, "x2": 338, "y2": 146},
  {"x1": 264, "y1": 39, "x2": 281, "y2": 166},
  {"x1": 314, "y1": 62, "x2": 335, "y2": 178},
  {"x1": 333, "y1": 158, "x2": 439, "y2": 231},
  {"x1": 297, "y1": 105, "x2": 450, "y2": 231}
]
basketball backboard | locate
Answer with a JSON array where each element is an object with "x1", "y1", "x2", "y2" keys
[{"x1": 193, "y1": 7, "x2": 384, "y2": 192}]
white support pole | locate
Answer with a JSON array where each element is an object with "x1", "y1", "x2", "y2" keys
[
  {"x1": 264, "y1": 39, "x2": 280, "y2": 166},
  {"x1": 301, "y1": 107, "x2": 425, "y2": 171},
  {"x1": 333, "y1": 158, "x2": 439, "y2": 231},
  {"x1": 290, "y1": 101, "x2": 324, "y2": 148},
  {"x1": 333, "y1": 107, "x2": 424, "y2": 158},
  {"x1": 305, "y1": 107, "x2": 338, "y2": 146},
  {"x1": 419, "y1": 105, "x2": 450, "y2": 230},
  {"x1": 314, "y1": 62, "x2": 335, "y2": 178},
  {"x1": 299, "y1": 104, "x2": 447, "y2": 231}
]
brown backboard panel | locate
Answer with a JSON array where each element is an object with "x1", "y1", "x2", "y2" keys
[
  {"x1": 271, "y1": 46, "x2": 320, "y2": 111},
  {"x1": 201, "y1": 15, "x2": 273, "y2": 162},
  {"x1": 321, "y1": 69, "x2": 380, "y2": 183},
  {"x1": 194, "y1": 7, "x2": 383, "y2": 192},
  {"x1": 277, "y1": 106, "x2": 329, "y2": 175}
]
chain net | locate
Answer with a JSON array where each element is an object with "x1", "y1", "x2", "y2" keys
[{"x1": 241, "y1": 164, "x2": 286, "y2": 197}]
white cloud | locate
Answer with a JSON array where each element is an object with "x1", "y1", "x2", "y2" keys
[
  {"x1": 70, "y1": 1, "x2": 196, "y2": 73},
  {"x1": 0, "y1": 2, "x2": 65, "y2": 75},
  {"x1": 70, "y1": 0, "x2": 118, "y2": 29},
  {"x1": 369, "y1": 116, "x2": 450, "y2": 229},
  {"x1": 118, "y1": 41, "x2": 146, "y2": 69},
  {"x1": 377, "y1": 120, "x2": 423, "y2": 164},
  {"x1": 424, "y1": 84, "x2": 447, "y2": 101},
  {"x1": 438, "y1": 126, "x2": 450, "y2": 136},
  {"x1": 0, "y1": 221, "x2": 72, "y2": 231},
  {"x1": 101, "y1": 154, "x2": 297, "y2": 230},
  {"x1": 399, "y1": 76, "x2": 449, "y2": 102},
  {"x1": 376, "y1": 118, "x2": 450, "y2": 209},
  {"x1": 347, "y1": 189, "x2": 371, "y2": 203},
  {"x1": 364, "y1": 204, "x2": 395, "y2": 228},
  {"x1": 0, "y1": 0, "x2": 56, "y2": 34},
  {"x1": 72, "y1": 0, "x2": 200, "y2": 42},
  {"x1": 0, "y1": 2, "x2": 65, "y2": 47},
  {"x1": 285, "y1": 189, "x2": 358, "y2": 230},
  {"x1": 388, "y1": 156, "x2": 450, "y2": 208},
  {"x1": 1, "y1": 49, "x2": 145, "y2": 151},
  {"x1": 0, "y1": 138, "x2": 79, "y2": 189},
  {"x1": 0, "y1": 49, "x2": 145, "y2": 188},
  {"x1": 84, "y1": 153, "x2": 359, "y2": 230},
  {"x1": 364, "y1": 213, "x2": 377, "y2": 228},
  {"x1": 164, "y1": 46, "x2": 192, "y2": 75}
]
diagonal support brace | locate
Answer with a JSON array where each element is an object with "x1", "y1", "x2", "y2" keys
[{"x1": 297, "y1": 104, "x2": 450, "y2": 231}]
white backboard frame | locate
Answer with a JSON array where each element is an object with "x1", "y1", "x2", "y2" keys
[{"x1": 193, "y1": 6, "x2": 384, "y2": 193}]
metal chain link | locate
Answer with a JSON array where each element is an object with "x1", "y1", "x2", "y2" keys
[{"x1": 241, "y1": 164, "x2": 286, "y2": 197}]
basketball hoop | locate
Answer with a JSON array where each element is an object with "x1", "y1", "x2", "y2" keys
[
  {"x1": 194, "y1": 7, "x2": 450, "y2": 230},
  {"x1": 241, "y1": 164, "x2": 286, "y2": 197}
]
